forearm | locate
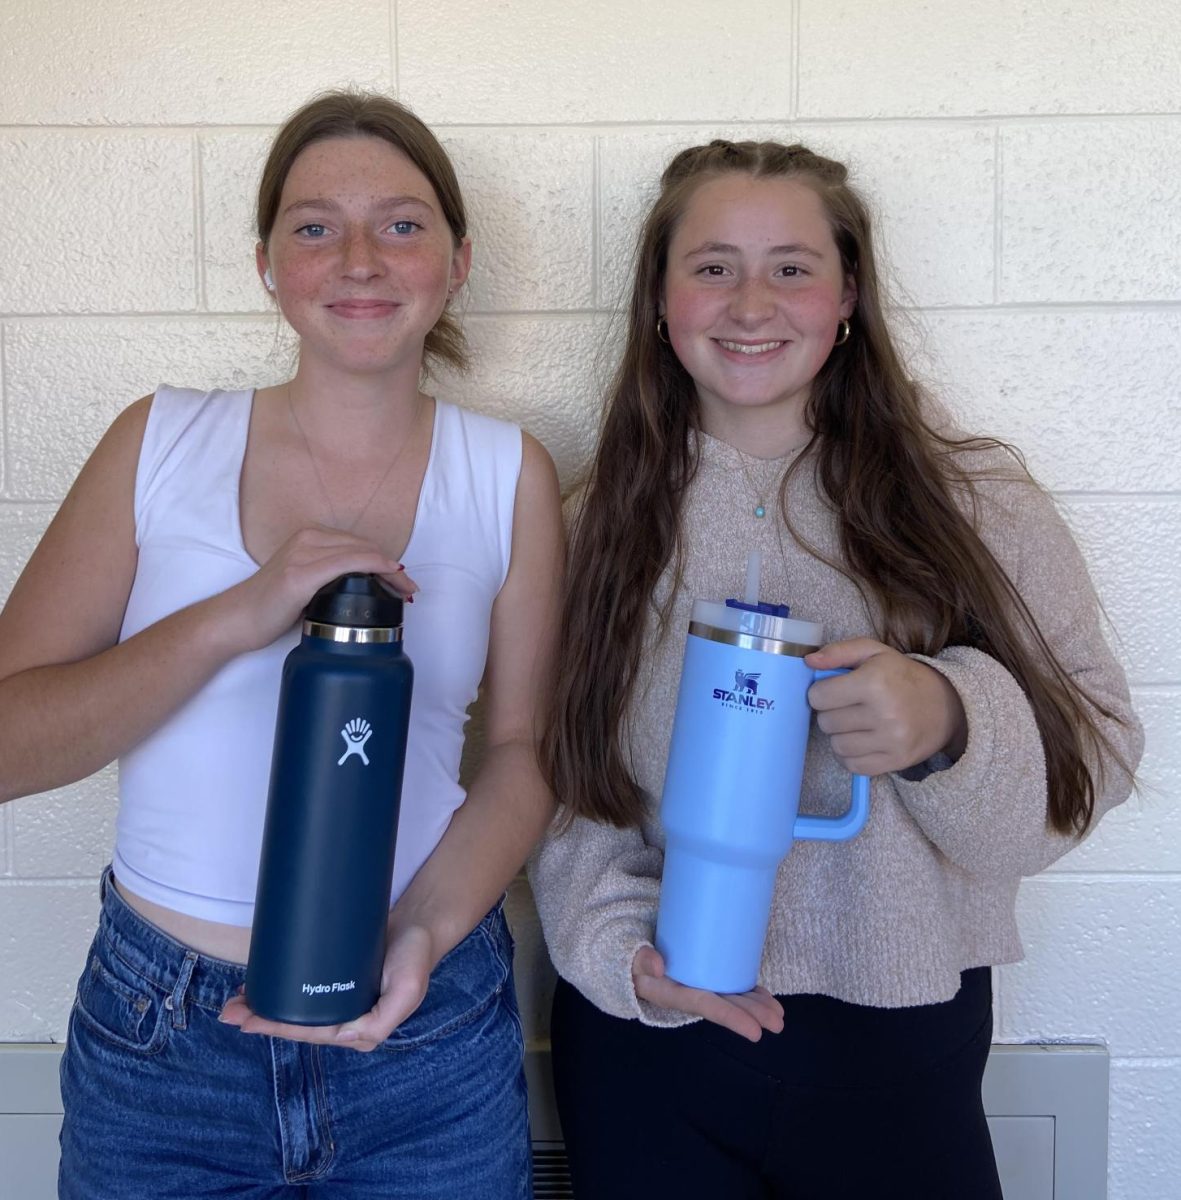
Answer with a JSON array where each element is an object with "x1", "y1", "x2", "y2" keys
[
  {"x1": 0, "y1": 591, "x2": 245, "y2": 804},
  {"x1": 389, "y1": 738, "x2": 554, "y2": 967}
]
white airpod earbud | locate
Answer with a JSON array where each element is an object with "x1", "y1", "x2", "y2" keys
[{"x1": 263, "y1": 268, "x2": 275, "y2": 292}]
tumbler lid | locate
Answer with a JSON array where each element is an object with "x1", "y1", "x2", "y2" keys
[
  {"x1": 690, "y1": 598, "x2": 822, "y2": 649},
  {"x1": 304, "y1": 573, "x2": 403, "y2": 630}
]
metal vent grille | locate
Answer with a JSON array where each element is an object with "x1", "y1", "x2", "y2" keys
[{"x1": 531, "y1": 1141, "x2": 574, "y2": 1199}]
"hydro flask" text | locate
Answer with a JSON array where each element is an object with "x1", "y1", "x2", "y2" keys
[{"x1": 301, "y1": 980, "x2": 357, "y2": 995}]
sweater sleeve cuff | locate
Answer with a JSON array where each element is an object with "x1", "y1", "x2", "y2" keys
[
  {"x1": 572, "y1": 920, "x2": 702, "y2": 1029},
  {"x1": 897, "y1": 645, "x2": 1007, "y2": 799},
  {"x1": 890, "y1": 645, "x2": 1049, "y2": 876}
]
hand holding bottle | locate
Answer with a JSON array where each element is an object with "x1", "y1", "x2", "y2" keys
[
  {"x1": 221, "y1": 921, "x2": 434, "y2": 1051},
  {"x1": 805, "y1": 638, "x2": 968, "y2": 775},
  {"x1": 631, "y1": 945, "x2": 785, "y2": 1043},
  {"x1": 210, "y1": 526, "x2": 417, "y2": 655}
]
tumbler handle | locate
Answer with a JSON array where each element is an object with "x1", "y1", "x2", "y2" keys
[{"x1": 791, "y1": 667, "x2": 871, "y2": 842}]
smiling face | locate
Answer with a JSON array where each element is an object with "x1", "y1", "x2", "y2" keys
[
  {"x1": 258, "y1": 134, "x2": 470, "y2": 378},
  {"x1": 661, "y1": 173, "x2": 856, "y2": 440}
]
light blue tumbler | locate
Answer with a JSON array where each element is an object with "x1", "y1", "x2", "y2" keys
[{"x1": 655, "y1": 597, "x2": 871, "y2": 993}]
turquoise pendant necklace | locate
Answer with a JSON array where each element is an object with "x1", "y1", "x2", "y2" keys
[
  {"x1": 736, "y1": 447, "x2": 786, "y2": 520},
  {"x1": 734, "y1": 439, "x2": 810, "y2": 519}
]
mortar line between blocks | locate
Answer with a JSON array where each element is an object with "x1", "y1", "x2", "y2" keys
[
  {"x1": 4, "y1": 113, "x2": 1181, "y2": 134},
  {"x1": 0, "y1": 500, "x2": 61, "y2": 513},
  {"x1": 1053, "y1": 489, "x2": 1181, "y2": 502},
  {"x1": 7, "y1": 301, "x2": 1180, "y2": 322},
  {"x1": 0, "y1": 322, "x2": 8, "y2": 499},
  {"x1": 0, "y1": 876, "x2": 104, "y2": 889},
  {"x1": 993, "y1": 125, "x2": 1002, "y2": 304},
  {"x1": 1, "y1": 805, "x2": 13, "y2": 877},
  {"x1": 193, "y1": 135, "x2": 207, "y2": 311},
  {"x1": 0, "y1": 309, "x2": 616, "y2": 324},
  {"x1": 592, "y1": 138, "x2": 602, "y2": 309},
  {"x1": 391, "y1": 0, "x2": 399, "y2": 93},
  {"x1": 791, "y1": 0, "x2": 801, "y2": 120}
]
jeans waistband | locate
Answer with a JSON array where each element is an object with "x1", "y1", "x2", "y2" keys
[
  {"x1": 96, "y1": 866, "x2": 247, "y2": 1015},
  {"x1": 95, "y1": 867, "x2": 511, "y2": 1022}
]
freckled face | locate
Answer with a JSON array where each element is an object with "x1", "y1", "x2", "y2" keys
[
  {"x1": 662, "y1": 174, "x2": 855, "y2": 427},
  {"x1": 259, "y1": 135, "x2": 469, "y2": 376}
]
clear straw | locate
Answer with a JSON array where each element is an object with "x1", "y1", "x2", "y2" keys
[{"x1": 744, "y1": 550, "x2": 762, "y2": 605}]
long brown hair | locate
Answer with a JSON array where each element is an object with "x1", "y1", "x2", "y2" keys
[
  {"x1": 545, "y1": 139, "x2": 1126, "y2": 836},
  {"x1": 256, "y1": 89, "x2": 469, "y2": 374}
]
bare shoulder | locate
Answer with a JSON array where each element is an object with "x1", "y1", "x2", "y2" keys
[
  {"x1": 43, "y1": 393, "x2": 153, "y2": 549},
  {"x1": 484, "y1": 431, "x2": 563, "y2": 741},
  {"x1": 518, "y1": 430, "x2": 561, "y2": 500},
  {"x1": 508, "y1": 431, "x2": 563, "y2": 559},
  {"x1": 102, "y1": 392, "x2": 154, "y2": 447}
]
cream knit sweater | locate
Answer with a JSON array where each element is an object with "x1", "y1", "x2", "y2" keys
[{"x1": 528, "y1": 430, "x2": 1143, "y2": 1025}]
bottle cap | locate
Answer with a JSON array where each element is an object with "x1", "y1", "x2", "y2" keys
[
  {"x1": 726, "y1": 598, "x2": 791, "y2": 618},
  {"x1": 304, "y1": 573, "x2": 403, "y2": 630}
]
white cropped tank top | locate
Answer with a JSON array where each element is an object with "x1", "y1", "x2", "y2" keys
[{"x1": 113, "y1": 386, "x2": 522, "y2": 926}]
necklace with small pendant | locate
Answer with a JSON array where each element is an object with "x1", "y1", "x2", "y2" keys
[
  {"x1": 734, "y1": 441, "x2": 807, "y2": 520},
  {"x1": 286, "y1": 383, "x2": 425, "y2": 533}
]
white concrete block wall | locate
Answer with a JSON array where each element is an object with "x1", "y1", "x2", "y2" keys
[{"x1": 1, "y1": 2, "x2": 1177, "y2": 1194}]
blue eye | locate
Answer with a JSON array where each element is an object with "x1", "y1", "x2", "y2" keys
[
  {"x1": 389, "y1": 219, "x2": 420, "y2": 235},
  {"x1": 297, "y1": 223, "x2": 327, "y2": 238}
]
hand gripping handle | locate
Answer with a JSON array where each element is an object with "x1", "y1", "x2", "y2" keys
[{"x1": 791, "y1": 667, "x2": 871, "y2": 842}]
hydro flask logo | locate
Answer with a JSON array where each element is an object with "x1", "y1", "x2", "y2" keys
[
  {"x1": 712, "y1": 667, "x2": 775, "y2": 714},
  {"x1": 337, "y1": 718, "x2": 373, "y2": 766}
]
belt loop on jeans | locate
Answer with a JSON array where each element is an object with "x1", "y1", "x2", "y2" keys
[{"x1": 165, "y1": 951, "x2": 199, "y2": 1030}]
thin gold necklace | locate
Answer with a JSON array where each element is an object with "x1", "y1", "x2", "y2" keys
[
  {"x1": 731, "y1": 440, "x2": 809, "y2": 608},
  {"x1": 733, "y1": 443, "x2": 806, "y2": 520},
  {"x1": 286, "y1": 383, "x2": 424, "y2": 533}
]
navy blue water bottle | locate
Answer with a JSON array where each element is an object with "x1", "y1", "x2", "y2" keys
[{"x1": 246, "y1": 573, "x2": 413, "y2": 1025}]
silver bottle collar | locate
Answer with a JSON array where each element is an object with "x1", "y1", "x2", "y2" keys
[
  {"x1": 302, "y1": 620, "x2": 402, "y2": 644},
  {"x1": 688, "y1": 621, "x2": 818, "y2": 659}
]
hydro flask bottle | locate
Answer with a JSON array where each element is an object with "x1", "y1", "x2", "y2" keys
[
  {"x1": 246, "y1": 573, "x2": 413, "y2": 1025},
  {"x1": 655, "y1": 597, "x2": 871, "y2": 994}
]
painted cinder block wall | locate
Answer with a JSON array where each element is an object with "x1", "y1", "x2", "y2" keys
[{"x1": 1, "y1": 2, "x2": 1178, "y2": 1194}]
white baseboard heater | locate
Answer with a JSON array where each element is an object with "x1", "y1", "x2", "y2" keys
[{"x1": 0, "y1": 1042, "x2": 1108, "y2": 1199}]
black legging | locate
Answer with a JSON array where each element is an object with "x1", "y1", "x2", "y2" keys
[{"x1": 551, "y1": 969, "x2": 1003, "y2": 1200}]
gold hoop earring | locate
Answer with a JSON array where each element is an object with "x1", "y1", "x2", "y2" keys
[
  {"x1": 656, "y1": 316, "x2": 670, "y2": 344},
  {"x1": 834, "y1": 319, "x2": 851, "y2": 346}
]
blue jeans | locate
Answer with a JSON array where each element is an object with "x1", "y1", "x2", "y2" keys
[{"x1": 59, "y1": 869, "x2": 532, "y2": 1199}]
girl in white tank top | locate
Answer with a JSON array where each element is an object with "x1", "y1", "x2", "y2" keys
[{"x1": 0, "y1": 90, "x2": 562, "y2": 1200}]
